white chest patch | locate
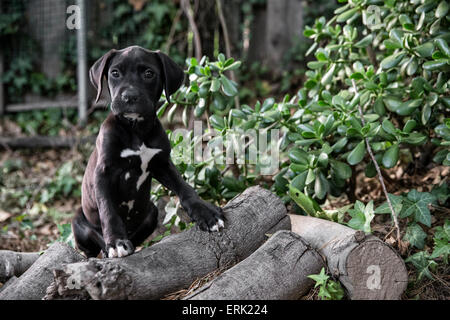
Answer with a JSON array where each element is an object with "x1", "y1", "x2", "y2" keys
[
  {"x1": 123, "y1": 113, "x2": 144, "y2": 121},
  {"x1": 121, "y1": 200, "x2": 135, "y2": 212},
  {"x1": 120, "y1": 144, "x2": 162, "y2": 190}
]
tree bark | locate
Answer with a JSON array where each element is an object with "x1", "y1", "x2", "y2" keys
[
  {"x1": 0, "y1": 242, "x2": 84, "y2": 300},
  {"x1": 185, "y1": 230, "x2": 324, "y2": 300},
  {"x1": 0, "y1": 251, "x2": 41, "y2": 283},
  {"x1": 43, "y1": 186, "x2": 290, "y2": 300},
  {"x1": 289, "y1": 215, "x2": 408, "y2": 300}
]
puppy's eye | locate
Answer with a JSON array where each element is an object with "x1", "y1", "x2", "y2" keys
[
  {"x1": 144, "y1": 69, "x2": 154, "y2": 79},
  {"x1": 111, "y1": 70, "x2": 120, "y2": 78}
]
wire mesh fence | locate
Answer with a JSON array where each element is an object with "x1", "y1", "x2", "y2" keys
[{"x1": 0, "y1": 0, "x2": 185, "y2": 122}]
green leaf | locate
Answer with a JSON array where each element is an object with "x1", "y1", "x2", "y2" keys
[
  {"x1": 355, "y1": 34, "x2": 373, "y2": 48},
  {"x1": 382, "y1": 119, "x2": 396, "y2": 135},
  {"x1": 336, "y1": 7, "x2": 359, "y2": 23},
  {"x1": 289, "y1": 185, "x2": 324, "y2": 217},
  {"x1": 401, "y1": 132, "x2": 427, "y2": 145},
  {"x1": 423, "y1": 59, "x2": 448, "y2": 71},
  {"x1": 330, "y1": 160, "x2": 352, "y2": 180},
  {"x1": 382, "y1": 144, "x2": 399, "y2": 168},
  {"x1": 210, "y1": 78, "x2": 220, "y2": 92},
  {"x1": 220, "y1": 75, "x2": 238, "y2": 97},
  {"x1": 290, "y1": 171, "x2": 308, "y2": 190},
  {"x1": 223, "y1": 61, "x2": 241, "y2": 71},
  {"x1": 405, "y1": 251, "x2": 435, "y2": 280},
  {"x1": 399, "y1": 14, "x2": 414, "y2": 30},
  {"x1": 289, "y1": 149, "x2": 309, "y2": 165},
  {"x1": 404, "y1": 223, "x2": 427, "y2": 249},
  {"x1": 261, "y1": 97, "x2": 275, "y2": 112},
  {"x1": 383, "y1": 96, "x2": 402, "y2": 112},
  {"x1": 436, "y1": 1, "x2": 449, "y2": 18},
  {"x1": 347, "y1": 140, "x2": 366, "y2": 165},
  {"x1": 380, "y1": 52, "x2": 406, "y2": 70},
  {"x1": 401, "y1": 190, "x2": 437, "y2": 227},
  {"x1": 396, "y1": 99, "x2": 422, "y2": 116},
  {"x1": 435, "y1": 38, "x2": 450, "y2": 57},
  {"x1": 209, "y1": 115, "x2": 225, "y2": 130},
  {"x1": 375, "y1": 193, "x2": 404, "y2": 216},
  {"x1": 314, "y1": 171, "x2": 329, "y2": 199},
  {"x1": 308, "y1": 268, "x2": 329, "y2": 288},
  {"x1": 414, "y1": 42, "x2": 435, "y2": 58},
  {"x1": 321, "y1": 64, "x2": 336, "y2": 86},
  {"x1": 347, "y1": 200, "x2": 374, "y2": 233},
  {"x1": 305, "y1": 168, "x2": 316, "y2": 185}
]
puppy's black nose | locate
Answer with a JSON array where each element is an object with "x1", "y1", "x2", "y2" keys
[{"x1": 121, "y1": 88, "x2": 139, "y2": 103}]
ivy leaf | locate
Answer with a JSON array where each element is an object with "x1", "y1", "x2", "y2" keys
[
  {"x1": 430, "y1": 220, "x2": 449, "y2": 262},
  {"x1": 307, "y1": 268, "x2": 329, "y2": 288},
  {"x1": 375, "y1": 193, "x2": 403, "y2": 216},
  {"x1": 347, "y1": 200, "x2": 375, "y2": 233},
  {"x1": 405, "y1": 251, "x2": 436, "y2": 280},
  {"x1": 404, "y1": 223, "x2": 427, "y2": 249},
  {"x1": 400, "y1": 190, "x2": 437, "y2": 227}
]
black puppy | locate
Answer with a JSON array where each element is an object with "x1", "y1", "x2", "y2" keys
[{"x1": 72, "y1": 46, "x2": 224, "y2": 258}]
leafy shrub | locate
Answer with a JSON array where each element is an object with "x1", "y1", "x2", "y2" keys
[{"x1": 158, "y1": 0, "x2": 449, "y2": 211}]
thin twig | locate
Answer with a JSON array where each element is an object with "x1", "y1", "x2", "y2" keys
[
  {"x1": 181, "y1": 0, "x2": 202, "y2": 61},
  {"x1": 351, "y1": 79, "x2": 401, "y2": 244},
  {"x1": 164, "y1": 8, "x2": 183, "y2": 54},
  {"x1": 215, "y1": 0, "x2": 240, "y2": 109}
]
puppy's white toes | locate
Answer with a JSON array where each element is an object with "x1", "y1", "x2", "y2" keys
[
  {"x1": 209, "y1": 219, "x2": 224, "y2": 232},
  {"x1": 108, "y1": 247, "x2": 118, "y2": 258},
  {"x1": 117, "y1": 244, "x2": 132, "y2": 257}
]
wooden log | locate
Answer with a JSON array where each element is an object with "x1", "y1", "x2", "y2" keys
[
  {"x1": 289, "y1": 215, "x2": 408, "y2": 300},
  {"x1": 44, "y1": 186, "x2": 290, "y2": 300},
  {"x1": 0, "y1": 135, "x2": 96, "y2": 149},
  {"x1": 185, "y1": 230, "x2": 324, "y2": 300},
  {"x1": 0, "y1": 242, "x2": 84, "y2": 300},
  {"x1": 0, "y1": 250, "x2": 41, "y2": 283}
]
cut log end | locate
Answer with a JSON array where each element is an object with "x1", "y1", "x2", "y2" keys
[
  {"x1": 289, "y1": 215, "x2": 408, "y2": 300},
  {"x1": 345, "y1": 239, "x2": 408, "y2": 300}
]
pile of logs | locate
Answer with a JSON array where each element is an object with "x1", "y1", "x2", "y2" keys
[{"x1": 0, "y1": 186, "x2": 408, "y2": 300}]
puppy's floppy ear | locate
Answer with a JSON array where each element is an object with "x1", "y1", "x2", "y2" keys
[
  {"x1": 156, "y1": 51, "x2": 185, "y2": 103},
  {"x1": 89, "y1": 49, "x2": 117, "y2": 103}
]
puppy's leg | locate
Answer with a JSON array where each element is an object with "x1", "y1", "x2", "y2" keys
[
  {"x1": 129, "y1": 202, "x2": 158, "y2": 247},
  {"x1": 72, "y1": 208, "x2": 105, "y2": 258},
  {"x1": 152, "y1": 158, "x2": 224, "y2": 232}
]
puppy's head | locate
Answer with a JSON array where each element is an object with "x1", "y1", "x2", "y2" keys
[{"x1": 89, "y1": 46, "x2": 184, "y2": 123}]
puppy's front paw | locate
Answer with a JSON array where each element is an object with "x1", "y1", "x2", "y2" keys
[
  {"x1": 187, "y1": 200, "x2": 225, "y2": 232},
  {"x1": 106, "y1": 239, "x2": 134, "y2": 258}
]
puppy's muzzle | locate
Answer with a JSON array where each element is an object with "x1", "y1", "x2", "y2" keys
[{"x1": 121, "y1": 88, "x2": 139, "y2": 104}]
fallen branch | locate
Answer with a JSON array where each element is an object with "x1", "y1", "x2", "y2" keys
[
  {"x1": 0, "y1": 242, "x2": 84, "y2": 300},
  {"x1": 0, "y1": 250, "x2": 41, "y2": 283},
  {"x1": 185, "y1": 230, "x2": 324, "y2": 300},
  {"x1": 290, "y1": 215, "x2": 408, "y2": 300},
  {"x1": 43, "y1": 186, "x2": 290, "y2": 300}
]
